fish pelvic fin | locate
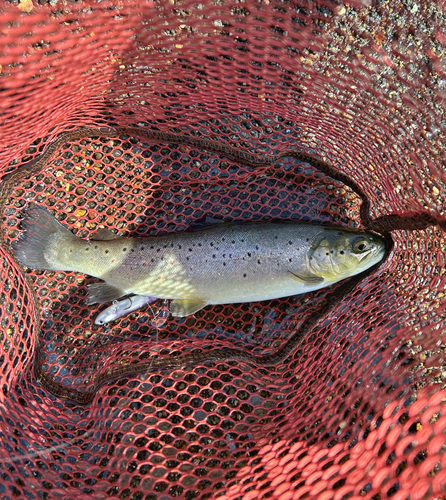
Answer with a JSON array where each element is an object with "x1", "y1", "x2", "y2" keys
[
  {"x1": 86, "y1": 282, "x2": 126, "y2": 305},
  {"x1": 288, "y1": 270, "x2": 324, "y2": 284},
  {"x1": 12, "y1": 205, "x2": 77, "y2": 271},
  {"x1": 170, "y1": 298, "x2": 208, "y2": 317}
]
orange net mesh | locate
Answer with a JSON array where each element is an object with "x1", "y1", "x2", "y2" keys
[{"x1": 1, "y1": 0, "x2": 446, "y2": 499}]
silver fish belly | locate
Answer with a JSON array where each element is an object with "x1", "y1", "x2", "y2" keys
[{"x1": 13, "y1": 206, "x2": 386, "y2": 316}]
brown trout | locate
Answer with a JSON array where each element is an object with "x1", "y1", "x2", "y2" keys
[{"x1": 13, "y1": 206, "x2": 386, "y2": 317}]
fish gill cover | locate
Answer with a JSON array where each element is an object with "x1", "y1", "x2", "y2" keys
[{"x1": 0, "y1": 1, "x2": 445, "y2": 499}]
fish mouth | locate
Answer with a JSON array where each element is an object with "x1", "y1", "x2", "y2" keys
[
  {"x1": 357, "y1": 247, "x2": 375, "y2": 262},
  {"x1": 375, "y1": 243, "x2": 386, "y2": 263},
  {"x1": 359, "y1": 242, "x2": 386, "y2": 266}
]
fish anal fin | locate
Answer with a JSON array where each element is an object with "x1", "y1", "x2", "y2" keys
[
  {"x1": 86, "y1": 282, "x2": 126, "y2": 304},
  {"x1": 288, "y1": 270, "x2": 324, "y2": 284},
  {"x1": 170, "y1": 298, "x2": 208, "y2": 317}
]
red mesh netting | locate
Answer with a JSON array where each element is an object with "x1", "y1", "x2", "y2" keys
[{"x1": 1, "y1": 0, "x2": 446, "y2": 499}]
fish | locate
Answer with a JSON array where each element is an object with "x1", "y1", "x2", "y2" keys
[
  {"x1": 13, "y1": 206, "x2": 386, "y2": 317},
  {"x1": 94, "y1": 295, "x2": 156, "y2": 325}
]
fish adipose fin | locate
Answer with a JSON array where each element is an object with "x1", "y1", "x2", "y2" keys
[
  {"x1": 91, "y1": 228, "x2": 120, "y2": 241},
  {"x1": 86, "y1": 282, "x2": 126, "y2": 305},
  {"x1": 170, "y1": 298, "x2": 208, "y2": 317},
  {"x1": 288, "y1": 270, "x2": 324, "y2": 284},
  {"x1": 12, "y1": 205, "x2": 77, "y2": 271}
]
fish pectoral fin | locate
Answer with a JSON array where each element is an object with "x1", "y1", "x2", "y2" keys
[
  {"x1": 170, "y1": 298, "x2": 209, "y2": 317},
  {"x1": 288, "y1": 270, "x2": 324, "y2": 284},
  {"x1": 86, "y1": 282, "x2": 126, "y2": 305}
]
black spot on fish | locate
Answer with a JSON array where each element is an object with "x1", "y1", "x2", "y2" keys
[
  {"x1": 157, "y1": 248, "x2": 160, "y2": 252},
  {"x1": 150, "y1": 245, "x2": 153, "y2": 250},
  {"x1": 222, "y1": 237, "x2": 225, "y2": 241},
  {"x1": 170, "y1": 243, "x2": 174, "y2": 247},
  {"x1": 289, "y1": 258, "x2": 292, "y2": 262},
  {"x1": 223, "y1": 262, "x2": 226, "y2": 266},
  {"x1": 340, "y1": 251, "x2": 344, "y2": 255},
  {"x1": 231, "y1": 240, "x2": 235, "y2": 244},
  {"x1": 178, "y1": 245, "x2": 182, "y2": 249},
  {"x1": 289, "y1": 241, "x2": 293, "y2": 245},
  {"x1": 85, "y1": 247, "x2": 89, "y2": 251},
  {"x1": 256, "y1": 245, "x2": 259, "y2": 250},
  {"x1": 326, "y1": 253, "x2": 329, "y2": 256},
  {"x1": 151, "y1": 259, "x2": 154, "y2": 262},
  {"x1": 257, "y1": 260, "x2": 261, "y2": 264},
  {"x1": 189, "y1": 248, "x2": 193, "y2": 252},
  {"x1": 210, "y1": 242, "x2": 214, "y2": 247},
  {"x1": 141, "y1": 247, "x2": 145, "y2": 250},
  {"x1": 131, "y1": 249, "x2": 134, "y2": 252},
  {"x1": 186, "y1": 257, "x2": 189, "y2": 261},
  {"x1": 241, "y1": 239, "x2": 244, "y2": 242},
  {"x1": 243, "y1": 273, "x2": 246, "y2": 277},
  {"x1": 105, "y1": 250, "x2": 109, "y2": 254},
  {"x1": 212, "y1": 254, "x2": 216, "y2": 258},
  {"x1": 95, "y1": 245, "x2": 98, "y2": 249},
  {"x1": 123, "y1": 248, "x2": 127, "y2": 252},
  {"x1": 198, "y1": 243, "x2": 202, "y2": 247},
  {"x1": 247, "y1": 253, "x2": 251, "y2": 257}
]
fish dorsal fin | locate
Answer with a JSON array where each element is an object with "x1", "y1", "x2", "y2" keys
[
  {"x1": 91, "y1": 228, "x2": 120, "y2": 241},
  {"x1": 86, "y1": 282, "x2": 126, "y2": 305},
  {"x1": 189, "y1": 215, "x2": 227, "y2": 231},
  {"x1": 170, "y1": 298, "x2": 208, "y2": 317},
  {"x1": 288, "y1": 270, "x2": 324, "y2": 284}
]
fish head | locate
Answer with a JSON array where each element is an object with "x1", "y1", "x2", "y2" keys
[{"x1": 308, "y1": 228, "x2": 386, "y2": 281}]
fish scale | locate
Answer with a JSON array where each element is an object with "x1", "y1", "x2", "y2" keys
[{"x1": 13, "y1": 206, "x2": 386, "y2": 317}]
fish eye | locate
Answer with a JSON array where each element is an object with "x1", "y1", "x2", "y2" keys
[{"x1": 352, "y1": 238, "x2": 369, "y2": 253}]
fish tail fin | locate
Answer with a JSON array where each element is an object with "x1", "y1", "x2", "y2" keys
[{"x1": 12, "y1": 205, "x2": 76, "y2": 271}]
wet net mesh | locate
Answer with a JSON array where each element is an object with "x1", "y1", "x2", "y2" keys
[{"x1": 1, "y1": 0, "x2": 446, "y2": 498}]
